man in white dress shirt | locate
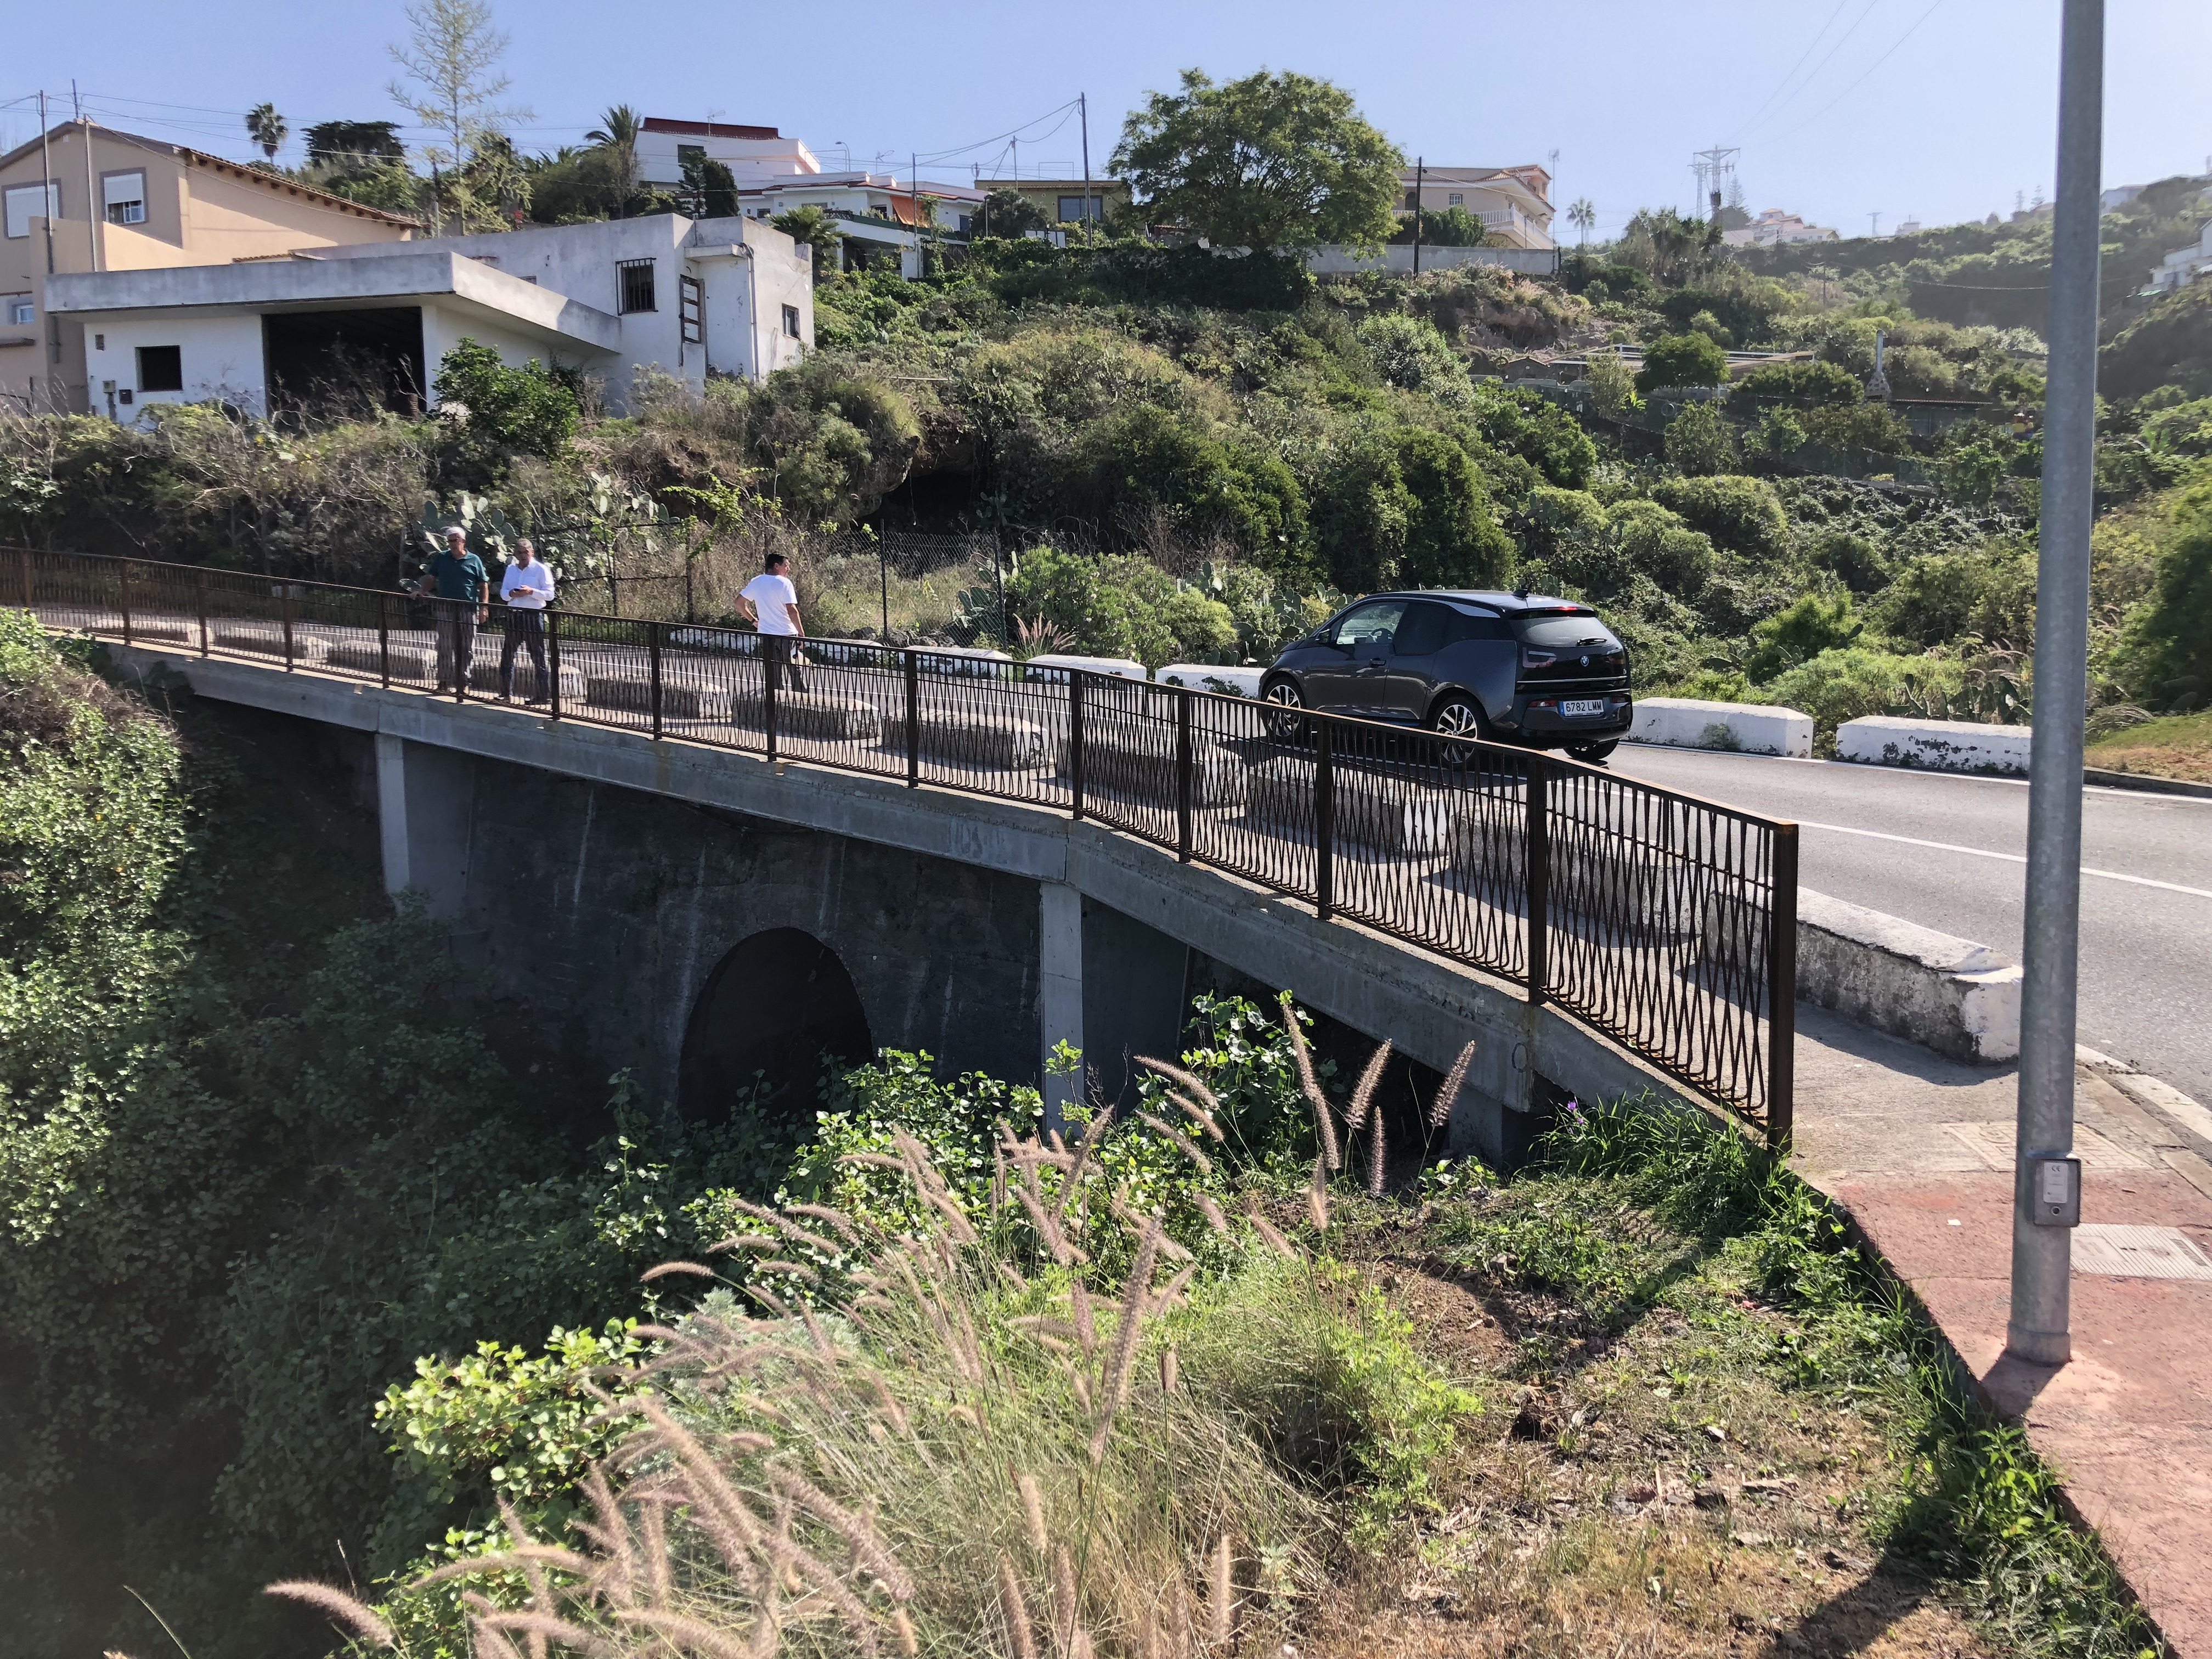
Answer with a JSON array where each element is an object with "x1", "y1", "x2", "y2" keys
[{"x1": 498, "y1": 538, "x2": 556, "y2": 703}]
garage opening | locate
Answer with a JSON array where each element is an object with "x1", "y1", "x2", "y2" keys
[
  {"x1": 678, "y1": 928, "x2": 873, "y2": 1131},
  {"x1": 263, "y1": 306, "x2": 426, "y2": 417}
]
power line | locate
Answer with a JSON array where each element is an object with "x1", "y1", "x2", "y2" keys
[
  {"x1": 1728, "y1": 0, "x2": 1854, "y2": 142},
  {"x1": 1764, "y1": 0, "x2": 1948, "y2": 144},
  {"x1": 1737, "y1": 0, "x2": 1884, "y2": 143}
]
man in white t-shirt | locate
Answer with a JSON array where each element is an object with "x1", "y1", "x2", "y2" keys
[
  {"x1": 739, "y1": 551, "x2": 809, "y2": 696},
  {"x1": 498, "y1": 538, "x2": 557, "y2": 703}
]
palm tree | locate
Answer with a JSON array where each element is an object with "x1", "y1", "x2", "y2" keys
[
  {"x1": 1567, "y1": 198, "x2": 1596, "y2": 246},
  {"x1": 585, "y1": 104, "x2": 641, "y2": 211},
  {"x1": 245, "y1": 103, "x2": 289, "y2": 163}
]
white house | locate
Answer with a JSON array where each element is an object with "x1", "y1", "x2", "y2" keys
[
  {"x1": 2149, "y1": 220, "x2": 2212, "y2": 293},
  {"x1": 634, "y1": 117, "x2": 821, "y2": 191},
  {"x1": 1399, "y1": 165, "x2": 1555, "y2": 250},
  {"x1": 44, "y1": 212, "x2": 812, "y2": 424},
  {"x1": 1723, "y1": 208, "x2": 1839, "y2": 247}
]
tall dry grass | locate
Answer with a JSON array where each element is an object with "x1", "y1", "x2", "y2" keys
[{"x1": 279, "y1": 1103, "x2": 1410, "y2": 1657}]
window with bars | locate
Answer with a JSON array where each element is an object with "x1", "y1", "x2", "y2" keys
[
  {"x1": 617, "y1": 257, "x2": 657, "y2": 313},
  {"x1": 680, "y1": 274, "x2": 703, "y2": 343}
]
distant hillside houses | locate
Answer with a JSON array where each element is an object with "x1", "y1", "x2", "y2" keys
[{"x1": 1723, "y1": 208, "x2": 1839, "y2": 248}]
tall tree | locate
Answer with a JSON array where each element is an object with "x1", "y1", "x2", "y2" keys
[
  {"x1": 1111, "y1": 68, "x2": 1402, "y2": 255},
  {"x1": 1567, "y1": 198, "x2": 1595, "y2": 245},
  {"x1": 585, "y1": 104, "x2": 642, "y2": 214},
  {"x1": 386, "y1": 0, "x2": 532, "y2": 173},
  {"x1": 244, "y1": 103, "x2": 288, "y2": 163}
]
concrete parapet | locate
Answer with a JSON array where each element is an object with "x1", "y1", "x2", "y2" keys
[
  {"x1": 467, "y1": 658, "x2": 586, "y2": 701},
  {"x1": 913, "y1": 710, "x2": 1050, "y2": 770},
  {"x1": 1795, "y1": 888, "x2": 2021, "y2": 1063},
  {"x1": 1024, "y1": 653, "x2": 1146, "y2": 682},
  {"x1": 1629, "y1": 697, "x2": 1813, "y2": 758},
  {"x1": 328, "y1": 640, "x2": 436, "y2": 681},
  {"x1": 1155, "y1": 664, "x2": 1264, "y2": 697},
  {"x1": 585, "y1": 673, "x2": 732, "y2": 720},
  {"x1": 1247, "y1": 758, "x2": 1458, "y2": 854},
  {"x1": 1837, "y1": 715, "x2": 2031, "y2": 775},
  {"x1": 1060, "y1": 727, "x2": 1249, "y2": 809},
  {"x1": 730, "y1": 690, "x2": 885, "y2": 742},
  {"x1": 212, "y1": 624, "x2": 327, "y2": 662}
]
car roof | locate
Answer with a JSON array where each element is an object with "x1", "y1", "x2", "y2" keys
[{"x1": 1362, "y1": 589, "x2": 1596, "y2": 616}]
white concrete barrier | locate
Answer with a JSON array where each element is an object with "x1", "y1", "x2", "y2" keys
[
  {"x1": 1628, "y1": 697, "x2": 1813, "y2": 758},
  {"x1": 1795, "y1": 889, "x2": 2021, "y2": 1064},
  {"x1": 1155, "y1": 664, "x2": 1265, "y2": 697},
  {"x1": 1022, "y1": 653, "x2": 1147, "y2": 682},
  {"x1": 1837, "y1": 715, "x2": 2030, "y2": 775}
]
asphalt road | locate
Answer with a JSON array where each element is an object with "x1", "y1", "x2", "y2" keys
[{"x1": 1608, "y1": 744, "x2": 2212, "y2": 1105}]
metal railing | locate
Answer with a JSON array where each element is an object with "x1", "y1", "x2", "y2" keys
[{"x1": 12, "y1": 548, "x2": 1798, "y2": 1142}]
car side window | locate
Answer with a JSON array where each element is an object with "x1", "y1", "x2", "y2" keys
[
  {"x1": 1391, "y1": 601, "x2": 1452, "y2": 657},
  {"x1": 1332, "y1": 601, "x2": 1406, "y2": 648},
  {"x1": 1445, "y1": 608, "x2": 1511, "y2": 643}
]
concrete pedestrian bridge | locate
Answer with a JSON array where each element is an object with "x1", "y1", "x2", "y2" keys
[{"x1": 23, "y1": 551, "x2": 1798, "y2": 1159}]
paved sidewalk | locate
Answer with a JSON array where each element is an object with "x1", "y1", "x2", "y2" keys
[{"x1": 1793, "y1": 1006, "x2": 2212, "y2": 1658}]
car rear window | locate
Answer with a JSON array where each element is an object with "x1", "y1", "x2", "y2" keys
[{"x1": 1515, "y1": 614, "x2": 1618, "y2": 650}]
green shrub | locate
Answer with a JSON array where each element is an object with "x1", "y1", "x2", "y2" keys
[
  {"x1": 1808, "y1": 528, "x2": 1892, "y2": 593},
  {"x1": 1356, "y1": 314, "x2": 1471, "y2": 404},
  {"x1": 1082, "y1": 405, "x2": 1309, "y2": 568},
  {"x1": 1635, "y1": 332, "x2": 1729, "y2": 394},
  {"x1": 1870, "y1": 542, "x2": 2037, "y2": 648},
  {"x1": 1391, "y1": 427, "x2": 1512, "y2": 589},
  {"x1": 432, "y1": 340, "x2": 579, "y2": 465},
  {"x1": 1608, "y1": 499, "x2": 1714, "y2": 597},
  {"x1": 2118, "y1": 482, "x2": 2212, "y2": 708},
  {"x1": 1661, "y1": 399, "x2": 1739, "y2": 475},
  {"x1": 1732, "y1": 359, "x2": 1863, "y2": 406},
  {"x1": 1801, "y1": 400, "x2": 1912, "y2": 456},
  {"x1": 1517, "y1": 485, "x2": 1608, "y2": 563},
  {"x1": 1646, "y1": 473, "x2": 1787, "y2": 560},
  {"x1": 1762, "y1": 646, "x2": 1965, "y2": 741},
  {"x1": 1466, "y1": 383, "x2": 1596, "y2": 488},
  {"x1": 1003, "y1": 545, "x2": 1239, "y2": 666},
  {"x1": 1746, "y1": 591, "x2": 1864, "y2": 682}
]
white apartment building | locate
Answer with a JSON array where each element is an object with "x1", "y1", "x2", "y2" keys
[{"x1": 43, "y1": 213, "x2": 813, "y2": 424}]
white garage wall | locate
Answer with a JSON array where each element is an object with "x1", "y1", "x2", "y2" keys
[{"x1": 82, "y1": 311, "x2": 269, "y2": 419}]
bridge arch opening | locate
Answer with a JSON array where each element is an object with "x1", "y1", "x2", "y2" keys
[{"x1": 678, "y1": 928, "x2": 873, "y2": 1128}]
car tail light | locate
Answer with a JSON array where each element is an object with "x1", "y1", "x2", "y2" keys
[{"x1": 1520, "y1": 647, "x2": 1558, "y2": 669}]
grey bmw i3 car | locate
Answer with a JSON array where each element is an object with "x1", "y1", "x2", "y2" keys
[{"x1": 1259, "y1": 590, "x2": 1632, "y2": 761}]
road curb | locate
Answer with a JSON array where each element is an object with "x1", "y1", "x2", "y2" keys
[{"x1": 2084, "y1": 766, "x2": 2212, "y2": 800}]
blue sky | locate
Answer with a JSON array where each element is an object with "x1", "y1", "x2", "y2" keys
[{"x1": 5, "y1": 1, "x2": 2207, "y2": 239}]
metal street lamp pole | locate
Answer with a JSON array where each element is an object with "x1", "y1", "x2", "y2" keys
[{"x1": 2007, "y1": 0, "x2": 2103, "y2": 1368}]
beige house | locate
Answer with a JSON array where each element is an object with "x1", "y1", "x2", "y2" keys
[
  {"x1": 1401, "y1": 165, "x2": 1555, "y2": 250},
  {"x1": 1, "y1": 120, "x2": 416, "y2": 414},
  {"x1": 973, "y1": 177, "x2": 1133, "y2": 229}
]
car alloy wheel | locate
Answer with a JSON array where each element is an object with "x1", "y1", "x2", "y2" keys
[
  {"x1": 1567, "y1": 739, "x2": 1620, "y2": 764},
  {"x1": 1427, "y1": 695, "x2": 1489, "y2": 765},
  {"x1": 1260, "y1": 675, "x2": 1309, "y2": 742}
]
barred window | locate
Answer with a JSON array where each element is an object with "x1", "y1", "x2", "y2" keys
[
  {"x1": 680, "y1": 274, "x2": 704, "y2": 343},
  {"x1": 617, "y1": 257, "x2": 656, "y2": 314}
]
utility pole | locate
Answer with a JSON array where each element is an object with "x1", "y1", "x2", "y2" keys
[
  {"x1": 1412, "y1": 156, "x2": 1424, "y2": 275},
  {"x1": 1079, "y1": 92, "x2": 1094, "y2": 246},
  {"x1": 911, "y1": 151, "x2": 920, "y2": 276},
  {"x1": 2007, "y1": 0, "x2": 2102, "y2": 1370},
  {"x1": 75, "y1": 82, "x2": 99, "y2": 275}
]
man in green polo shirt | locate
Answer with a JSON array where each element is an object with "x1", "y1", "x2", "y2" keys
[{"x1": 411, "y1": 525, "x2": 490, "y2": 694}]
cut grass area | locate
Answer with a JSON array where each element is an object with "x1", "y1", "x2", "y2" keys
[
  {"x1": 1290, "y1": 1109, "x2": 2164, "y2": 1659},
  {"x1": 2086, "y1": 710, "x2": 2212, "y2": 784}
]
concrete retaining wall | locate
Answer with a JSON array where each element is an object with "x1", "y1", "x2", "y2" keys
[
  {"x1": 1629, "y1": 697, "x2": 1813, "y2": 758},
  {"x1": 1156, "y1": 664, "x2": 1264, "y2": 697},
  {"x1": 1023, "y1": 653, "x2": 1146, "y2": 682},
  {"x1": 1796, "y1": 888, "x2": 2021, "y2": 1063},
  {"x1": 1838, "y1": 715, "x2": 2031, "y2": 775}
]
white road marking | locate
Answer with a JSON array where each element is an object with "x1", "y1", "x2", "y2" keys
[{"x1": 1792, "y1": 817, "x2": 2212, "y2": 900}]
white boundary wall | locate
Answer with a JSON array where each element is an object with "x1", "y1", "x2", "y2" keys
[
  {"x1": 1628, "y1": 697, "x2": 1813, "y2": 758},
  {"x1": 1838, "y1": 716, "x2": 2032, "y2": 775},
  {"x1": 1796, "y1": 889, "x2": 2022, "y2": 1064},
  {"x1": 1156, "y1": 664, "x2": 1264, "y2": 696}
]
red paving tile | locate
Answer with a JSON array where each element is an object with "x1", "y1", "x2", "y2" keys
[{"x1": 1827, "y1": 1168, "x2": 2212, "y2": 1659}]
